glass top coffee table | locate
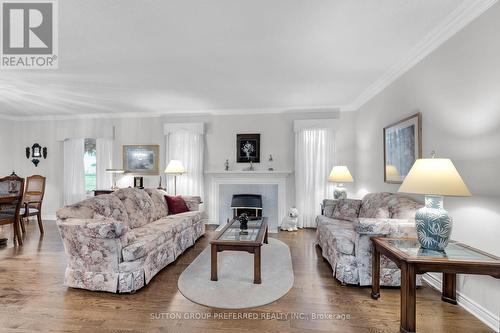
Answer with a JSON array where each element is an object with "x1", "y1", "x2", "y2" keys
[
  {"x1": 371, "y1": 237, "x2": 500, "y2": 333},
  {"x1": 210, "y1": 217, "x2": 268, "y2": 284}
]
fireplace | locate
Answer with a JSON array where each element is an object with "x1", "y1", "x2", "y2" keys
[{"x1": 231, "y1": 194, "x2": 262, "y2": 220}]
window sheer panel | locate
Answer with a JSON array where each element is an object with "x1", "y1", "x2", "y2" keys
[
  {"x1": 166, "y1": 129, "x2": 204, "y2": 198},
  {"x1": 63, "y1": 138, "x2": 86, "y2": 206},
  {"x1": 96, "y1": 138, "x2": 113, "y2": 190},
  {"x1": 295, "y1": 129, "x2": 334, "y2": 228}
]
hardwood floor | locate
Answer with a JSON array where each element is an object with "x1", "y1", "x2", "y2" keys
[{"x1": 0, "y1": 221, "x2": 493, "y2": 333}]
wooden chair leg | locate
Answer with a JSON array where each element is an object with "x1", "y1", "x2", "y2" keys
[
  {"x1": 37, "y1": 213, "x2": 44, "y2": 234},
  {"x1": 20, "y1": 216, "x2": 26, "y2": 234},
  {"x1": 13, "y1": 220, "x2": 23, "y2": 246}
]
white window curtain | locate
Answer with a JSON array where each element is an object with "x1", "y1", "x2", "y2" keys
[
  {"x1": 63, "y1": 138, "x2": 86, "y2": 206},
  {"x1": 96, "y1": 138, "x2": 113, "y2": 190},
  {"x1": 295, "y1": 128, "x2": 334, "y2": 228},
  {"x1": 165, "y1": 124, "x2": 204, "y2": 198}
]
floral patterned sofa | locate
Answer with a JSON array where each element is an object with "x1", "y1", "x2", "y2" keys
[
  {"x1": 316, "y1": 192, "x2": 423, "y2": 286},
  {"x1": 56, "y1": 188, "x2": 206, "y2": 293}
]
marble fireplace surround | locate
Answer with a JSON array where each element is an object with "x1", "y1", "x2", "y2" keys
[{"x1": 204, "y1": 171, "x2": 293, "y2": 233}]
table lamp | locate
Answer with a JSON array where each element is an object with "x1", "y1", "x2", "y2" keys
[
  {"x1": 165, "y1": 160, "x2": 185, "y2": 195},
  {"x1": 105, "y1": 169, "x2": 125, "y2": 190},
  {"x1": 398, "y1": 153, "x2": 471, "y2": 251},
  {"x1": 328, "y1": 166, "x2": 354, "y2": 199}
]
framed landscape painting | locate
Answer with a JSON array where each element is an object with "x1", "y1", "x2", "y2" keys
[
  {"x1": 383, "y1": 113, "x2": 422, "y2": 183},
  {"x1": 123, "y1": 145, "x2": 160, "y2": 175},
  {"x1": 236, "y1": 134, "x2": 260, "y2": 163}
]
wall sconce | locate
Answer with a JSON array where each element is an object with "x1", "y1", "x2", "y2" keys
[{"x1": 26, "y1": 143, "x2": 47, "y2": 167}]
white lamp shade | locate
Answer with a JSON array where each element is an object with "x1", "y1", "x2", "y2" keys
[
  {"x1": 165, "y1": 160, "x2": 186, "y2": 174},
  {"x1": 328, "y1": 166, "x2": 354, "y2": 183},
  {"x1": 398, "y1": 158, "x2": 471, "y2": 197}
]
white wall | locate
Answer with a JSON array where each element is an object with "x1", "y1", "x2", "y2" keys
[
  {"x1": 0, "y1": 119, "x2": 16, "y2": 176},
  {"x1": 9, "y1": 111, "x2": 356, "y2": 220},
  {"x1": 354, "y1": 3, "x2": 500, "y2": 328}
]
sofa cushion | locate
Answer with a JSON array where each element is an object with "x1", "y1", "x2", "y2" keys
[
  {"x1": 164, "y1": 211, "x2": 205, "y2": 233},
  {"x1": 113, "y1": 188, "x2": 154, "y2": 229},
  {"x1": 358, "y1": 192, "x2": 392, "y2": 218},
  {"x1": 165, "y1": 195, "x2": 189, "y2": 214},
  {"x1": 332, "y1": 199, "x2": 362, "y2": 222},
  {"x1": 386, "y1": 195, "x2": 423, "y2": 219},
  {"x1": 146, "y1": 218, "x2": 178, "y2": 240},
  {"x1": 122, "y1": 227, "x2": 169, "y2": 262},
  {"x1": 144, "y1": 188, "x2": 169, "y2": 220},
  {"x1": 182, "y1": 196, "x2": 202, "y2": 211},
  {"x1": 56, "y1": 194, "x2": 130, "y2": 225}
]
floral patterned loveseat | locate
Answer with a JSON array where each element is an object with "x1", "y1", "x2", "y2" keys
[
  {"x1": 316, "y1": 192, "x2": 423, "y2": 286},
  {"x1": 56, "y1": 188, "x2": 206, "y2": 293}
]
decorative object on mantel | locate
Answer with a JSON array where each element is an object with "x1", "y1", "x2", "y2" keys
[
  {"x1": 165, "y1": 159, "x2": 185, "y2": 195},
  {"x1": 398, "y1": 151, "x2": 471, "y2": 251},
  {"x1": 123, "y1": 145, "x2": 160, "y2": 175},
  {"x1": 105, "y1": 169, "x2": 125, "y2": 190},
  {"x1": 243, "y1": 160, "x2": 255, "y2": 171},
  {"x1": 328, "y1": 166, "x2": 354, "y2": 199},
  {"x1": 267, "y1": 154, "x2": 274, "y2": 171},
  {"x1": 236, "y1": 134, "x2": 260, "y2": 163},
  {"x1": 384, "y1": 112, "x2": 422, "y2": 184},
  {"x1": 133, "y1": 176, "x2": 144, "y2": 189},
  {"x1": 224, "y1": 159, "x2": 230, "y2": 171},
  {"x1": 25, "y1": 143, "x2": 47, "y2": 167},
  {"x1": 281, "y1": 207, "x2": 299, "y2": 232}
]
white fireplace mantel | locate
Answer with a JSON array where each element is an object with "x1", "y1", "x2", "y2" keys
[
  {"x1": 204, "y1": 170, "x2": 293, "y2": 176},
  {"x1": 204, "y1": 170, "x2": 293, "y2": 233}
]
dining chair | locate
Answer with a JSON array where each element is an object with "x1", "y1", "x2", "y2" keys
[
  {"x1": 20, "y1": 175, "x2": 46, "y2": 235},
  {"x1": 0, "y1": 173, "x2": 25, "y2": 246}
]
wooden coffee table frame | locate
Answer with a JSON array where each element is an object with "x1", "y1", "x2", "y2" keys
[
  {"x1": 210, "y1": 217, "x2": 268, "y2": 284},
  {"x1": 371, "y1": 237, "x2": 500, "y2": 333}
]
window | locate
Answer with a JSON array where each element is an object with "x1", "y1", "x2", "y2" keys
[{"x1": 84, "y1": 138, "x2": 97, "y2": 193}]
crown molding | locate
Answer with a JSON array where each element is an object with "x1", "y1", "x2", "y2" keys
[
  {"x1": 349, "y1": 0, "x2": 498, "y2": 111},
  {"x1": 3, "y1": 105, "x2": 342, "y2": 121}
]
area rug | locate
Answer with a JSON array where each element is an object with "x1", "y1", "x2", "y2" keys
[{"x1": 177, "y1": 238, "x2": 294, "y2": 309}]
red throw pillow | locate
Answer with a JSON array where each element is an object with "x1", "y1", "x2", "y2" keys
[{"x1": 164, "y1": 195, "x2": 189, "y2": 214}]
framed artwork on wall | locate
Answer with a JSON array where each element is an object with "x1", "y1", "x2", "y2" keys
[
  {"x1": 383, "y1": 113, "x2": 422, "y2": 184},
  {"x1": 123, "y1": 145, "x2": 160, "y2": 175},
  {"x1": 236, "y1": 134, "x2": 260, "y2": 163}
]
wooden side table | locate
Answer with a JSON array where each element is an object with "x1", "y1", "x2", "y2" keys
[{"x1": 371, "y1": 237, "x2": 500, "y2": 333}]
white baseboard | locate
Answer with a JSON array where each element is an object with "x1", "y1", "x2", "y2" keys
[{"x1": 423, "y1": 273, "x2": 499, "y2": 332}]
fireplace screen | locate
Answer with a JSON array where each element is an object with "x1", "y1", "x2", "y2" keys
[{"x1": 230, "y1": 194, "x2": 262, "y2": 219}]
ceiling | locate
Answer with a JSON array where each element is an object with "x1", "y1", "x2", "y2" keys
[{"x1": 0, "y1": 0, "x2": 494, "y2": 119}]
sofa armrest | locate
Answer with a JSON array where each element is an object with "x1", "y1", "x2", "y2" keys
[
  {"x1": 355, "y1": 218, "x2": 416, "y2": 236},
  {"x1": 182, "y1": 196, "x2": 202, "y2": 211},
  {"x1": 56, "y1": 218, "x2": 135, "y2": 272},
  {"x1": 321, "y1": 199, "x2": 338, "y2": 217},
  {"x1": 57, "y1": 217, "x2": 129, "y2": 239}
]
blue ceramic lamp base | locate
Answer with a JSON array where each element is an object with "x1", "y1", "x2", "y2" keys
[
  {"x1": 334, "y1": 184, "x2": 347, "y2": 200},
  {"x1": 415, "y1": 195, "x2": 452, "y2": 251}
]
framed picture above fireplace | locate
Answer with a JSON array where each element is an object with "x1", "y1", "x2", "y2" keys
[{"x1": 236, "y1": 134, "x2": 260, "y2": 163}]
